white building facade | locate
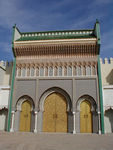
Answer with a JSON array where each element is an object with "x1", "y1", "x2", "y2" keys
[
  {"x1": 101, "y1": 58, "x2": 113, "y2": 133},
  {"x1": 0, "y1": 61, "x2": 12, "y2": 131}
]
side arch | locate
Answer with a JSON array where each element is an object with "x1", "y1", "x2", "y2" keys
[
  {"x1": 76, "y1": 95, "x2": 97, "y2": 112},
  {"x1": 16, "y1": 95, "x2": 35, "y2": 111},
  {"x1": 14, "y1": 95, "x2": 35, "y2": 132},
  {"x1": 38, "y1": 87, "x2": 72, "y2": 112},
  {"x1": 76, "y1": 95, "x2": 98, "y2": 133}
]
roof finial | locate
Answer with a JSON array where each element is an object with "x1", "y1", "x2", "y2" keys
[
  {"x1": 96, "y1": 19, "x2": 99, "y2": 23},
  {"x1": 13, "y1": 24, "x2": 16, "y2": 28}
]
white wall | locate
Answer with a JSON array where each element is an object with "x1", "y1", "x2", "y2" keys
[
  {"x1": 0, "y1": 86, "x2": 10, "y2": 131},
  {"x1": 103, "y1": 86, "x2": 113, "y2": 133},
  {"x1": 0, "y1": 87, "x2": 10, "y2": 109},
  {"x1": 103, "y1": 86, "x2": 113, "y2": 111},
  {"x1": 100, "y1": 58, "x2": 113, "y2": 86}
]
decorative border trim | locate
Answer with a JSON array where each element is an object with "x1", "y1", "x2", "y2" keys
[
  {"x1": 98, "y1": 55, "x2": 105, "y2": 134},
  {"x1": 7, "y1": 58, "x2": 16, "y2": 131}
]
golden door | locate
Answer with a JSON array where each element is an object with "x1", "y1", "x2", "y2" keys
[
  {"x1": 43, "y1": 93, "x2": 67, "y2": 132},
  {"x1": 19, "y1": 101, "x2": 31, "y2": 132},
  {"x1": 80, "y1": 100, "x2": 92, "y2": 133},
  {"x1": 43, "y1": 93, "x2": 56, "y2": 132},
  {"x1": 55, "y1": 93, "x2": 67, "y2": 132}
]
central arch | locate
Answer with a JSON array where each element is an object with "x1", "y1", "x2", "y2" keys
[
  {"x1": 43, "y1": 92, "x2": 68, "y2": 132},
  {"x1": 39, "y1": 87, "x2": 72, "y2": 133}
]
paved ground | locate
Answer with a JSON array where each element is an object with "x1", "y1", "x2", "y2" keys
[{"x1": 0, "y1": 132, "x2": 113, "y2": 150}]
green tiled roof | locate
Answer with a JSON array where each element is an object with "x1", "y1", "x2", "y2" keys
[
  {"x1": 15, "y1": 28, "x2": 96, "y2": 42},
  {"x1": 17, "y1": 34, "x2": 95, "y2": 41},
  {"x1": 13, "y1": 20, "x2": 100, "y2": 42}
]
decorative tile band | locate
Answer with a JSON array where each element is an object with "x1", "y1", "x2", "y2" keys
[{"x1": 21, "y1": 31, "x2": 93, "y2": 38}]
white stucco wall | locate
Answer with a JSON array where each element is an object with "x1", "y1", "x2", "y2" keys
[
  {"x1": 0, "y1": 109, "x2": 8, "y2": 130},
  {"x1": 104, "y1": 109, "x2": 113, "y2": 133},
  {"x1": 103, "y1": 86, "x2": 113, "y2": 133},
  {"x1": 100, "y1": 58, "x2": 113, "y2": 86},
  {"x1": 0, "y1": 68, "x2": 5, "y2": 85},
  {"x1": 0, "y1": 86, "x2": 10, "y2": 130},
  {"x1": 0, "y1": 86, "x2": 10, "y2": 109},
  {"x1": 0, "y1": 61, "x2": 12, "y2": 86},
  {"x1": 101, "y1": 58, "x2": 113, "y2": 133},
  {"x1": 103, "y1": 86, "x2": 113, "y2": 111}
]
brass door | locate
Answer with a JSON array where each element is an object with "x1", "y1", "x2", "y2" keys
[
  {"x1": 43, "y1": 93, "x2": 67, "y2": 132},
  {"x1": 80, "y1": 100, "x2": 92, "y2": 133},
  {"x1": 19, "y1": 101, "x2": 31, "y2": 132}
]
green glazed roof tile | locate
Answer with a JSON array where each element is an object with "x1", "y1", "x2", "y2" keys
[
  {"x1": 15, "y1": 29, "x2": 96, "y2": 41},
  {"x1": 16, "y1": 35, "x2": 95, "y2": 41}
]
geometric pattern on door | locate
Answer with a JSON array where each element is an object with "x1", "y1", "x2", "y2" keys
[
  {"x1": 43, "y1": 92, "x2": 67, "y2": 132},
  {"x1": 80, "y1": 100, "x2": 92, "y2": 133},
  {"x1": 19, "y1": 100, "x2": 31, "y2": 132}
]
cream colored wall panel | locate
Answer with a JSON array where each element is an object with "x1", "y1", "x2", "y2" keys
[
  {"x1": 104, "y1": 109, "x2": 113, "y2": 133},
  {"x1": 0, "y1": 109, "x2": 7, "y2": 130}
]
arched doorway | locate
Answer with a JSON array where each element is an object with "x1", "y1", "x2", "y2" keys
[
  {"x1": 43, "y1": 92, "x2": 67, "y2": 132},
  {"x1": 104, "y1": 109, "x2": 113, "y2": 133},
  {"x1": 19, "y1": 100, "x2": 31, "y2": 132},
  {"x1": 80, "y1": 100, "x2": 92, "y2": 133}
]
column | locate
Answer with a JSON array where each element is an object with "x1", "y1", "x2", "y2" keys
[
  {"x1": 34, "y1": 66, "x2": 37, "y2": 77},
  {"x1": 62, "y1": 65, "x2": 64, "y2": 76},
  {"x1": 16, "y1": 67, "x2": 18, "y2": 77},
  {"x1": 10, "y1": 111, "x2": 15, "y2": 132},
  {"x1": 98, "y1": 111, "x2": 101, "y2": 134},
  {"x1": 72, "y1": 65, "x2": 74, "y2": 76},
  {"x1": 34, "y1": 111, "x2": 38, "y2": 133},
  {"x1": 73, "y1": 111, "x2": 76, "y2": 134}
]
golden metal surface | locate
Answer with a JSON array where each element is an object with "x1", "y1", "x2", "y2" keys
[
  {"x1": 19, "y1": 100, "x2": 31, "y2": 132},
  {"x1": 43, "y1": 93, "x2": 67, "y2": 132},
  {"x1": 80, "y1": 100, "x2": 92, "y2": 133}
]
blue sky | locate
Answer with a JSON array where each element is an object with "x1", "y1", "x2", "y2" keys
[{"x1": 0, "y1": 0, "x2": 113, "y2": 61}]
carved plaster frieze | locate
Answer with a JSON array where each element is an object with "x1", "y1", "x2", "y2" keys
[{"x1": 14, "y1": 43, "x2": 97, "y2": 57}]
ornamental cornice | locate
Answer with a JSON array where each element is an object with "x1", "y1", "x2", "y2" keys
[
  {"x1": 14, "y1": 43, "x2": 97, "y2": 57},
  {"x1": 14, "y1": 38, "x2": 97, "y2": 45},
  {"x1": 26, "y1": 63, "x2": 30, "y2": 68},
  {"x1": 16, "y1": 56, "x2": 97, "y2": 64},
  {"x1": 62, "y1": 62, "x2": 67, "y2": 66},
  {"x1": 82, "y1": 61, "x2": 86, "y2": 66},
  {"x1": 76, "y1": 62, "x2": 82, "y2": 66},
  {"x1": 86, "y1": 61, "x2": 91, "y2": 66},
  {"x1": 16, "y1": 60, "x2": 97, "y2": 69},
  {"x1": 30, "y1": 63, "x2": 35, "y2": 68}
]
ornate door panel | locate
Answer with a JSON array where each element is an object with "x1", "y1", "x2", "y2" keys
[
  {"x1": 55, "y1": 93, "x2": 67, "y2": 132},
  {"x1": 80, "y1": 100, "x2": 92, "y2": 133},
  {"x1": 19, "y1": 101, "x2": 31, "y2": 132},
  {"x1": 43, "y1": 93, "x2": 67, "y2": 132},
  {"x1": 43, "y1": 93, "x2": 56, "y2": 132}
]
